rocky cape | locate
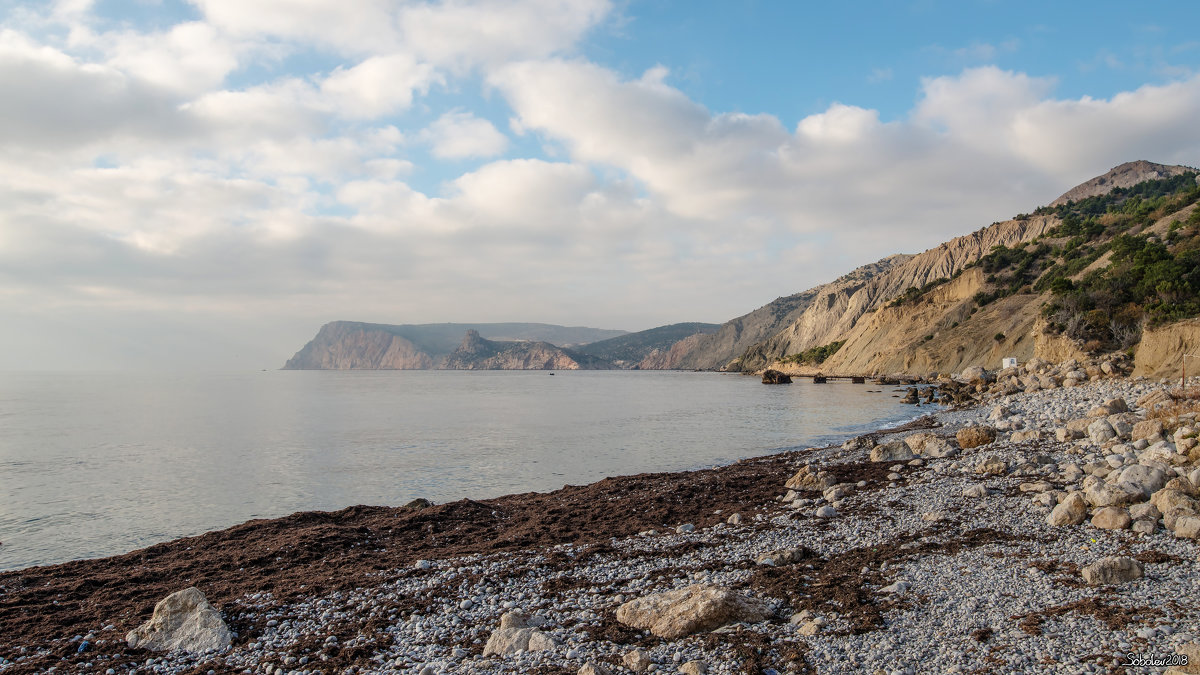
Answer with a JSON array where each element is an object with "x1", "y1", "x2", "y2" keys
[{"x1": 283, "y1": 321, "x2": 718, "y2": 371}]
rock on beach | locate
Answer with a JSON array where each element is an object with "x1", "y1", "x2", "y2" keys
[
  {"x1": 125, "y1": 587, "x2": 232, "y2": 653},
  {"x1": 614, "y1": 584, "x2": 772, "y2": 638}
]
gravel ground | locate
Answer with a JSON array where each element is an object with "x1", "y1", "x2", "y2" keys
[{"x1": 3, "y1": 376, "x2": 1198, "y2": 675}]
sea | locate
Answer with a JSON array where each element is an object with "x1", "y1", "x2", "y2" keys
[{"x1": 0, "y1": 370, "x2": 930, "y2": 571}]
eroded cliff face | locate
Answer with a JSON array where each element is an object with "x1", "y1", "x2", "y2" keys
[
  {"x1": 721, "y1": 216, "x2": 1058, "y2": 372},
  {"x1": 1133, "y1": 318, "x2": 1200, "y2": 378},
  {"x1": 671, "y1": 255, "x2": 911, "y2": 371},
  {"x1": 283, "y1": 322, "x2": 434, "y2": 369},
  {"x1": 637, "y1": 333, "x2": 705, "y2": 370}
]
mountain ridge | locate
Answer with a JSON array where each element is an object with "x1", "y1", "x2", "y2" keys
[{"x1": 283, "y1": 160, "x2": 1200, "y2": 376}]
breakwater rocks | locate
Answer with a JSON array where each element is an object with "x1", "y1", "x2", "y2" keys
[{"x1": 4, "y1": 374, "x2": 1200, "y2": 674}]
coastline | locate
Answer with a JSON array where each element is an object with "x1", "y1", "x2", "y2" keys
[{"x1": 3, "y1": 370, "x2": 1199, "y2": 674}]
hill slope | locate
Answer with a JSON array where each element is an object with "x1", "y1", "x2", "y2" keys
[
  {"x1": 573, "y1": 322, "x2": 720, "y2": 367},
  {"x1": 744, "y1": 162, "x2": 1200, "y2": 377}
]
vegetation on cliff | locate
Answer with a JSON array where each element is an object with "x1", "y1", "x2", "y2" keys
[
  {"x1": 780, "y1": 340, "x2": 845, "y2": 366},
  {"x1": 961, "y1": 170, "x2": 1200, "y2": 354}
]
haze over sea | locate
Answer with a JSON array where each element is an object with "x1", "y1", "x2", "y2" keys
[{"x1": 0, "y1": 370, "x2": 924, "y2": 571}]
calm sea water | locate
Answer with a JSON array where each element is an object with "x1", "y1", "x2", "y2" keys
[{"x1": 0, "y1": 370, "x2": 927, "y2": 571}]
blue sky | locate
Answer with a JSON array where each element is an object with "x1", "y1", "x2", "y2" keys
[{"x1": 1, "y1": 0, "x2": 1199, "y2": 369}]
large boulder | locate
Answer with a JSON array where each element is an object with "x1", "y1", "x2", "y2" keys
[
  {"x1": 126, "y1": 588, "x2": 232, "y2": 653},
  {"x1": 959, "y1": 366, "x2": 988, "y2": 383},
  {"x1": 1085, "y1": 482, "x2": 1145, "y2": 507},
  {"x1": 615, "y1": 584, "x2": 772, "y2": 639},
  {"x1": 1091, "y1": 506, "x2": 1131, "y2": 530},
  {"x1": 922, "y1": 437, "x2": 959, "y2": 458},
  {"x1": 1081, "y1": 556, "x2": 1144, "y2": 585},
  {"x1": 1047, "y1": 492, "x2": 1088, "y2": 526},
  {"x1": 956, "y1": 426, "x2": 996, "y2": 449},
  {"x1": 483, "y1": 611, "x2": 555, "y2": 656},
  {"x1": 903, "y1": 432, "x2": 936, "y2": 452},
  {"x1": 869, "y1": 441, "x2": 915, "y2": 462},
  {"x1": 1087, "y1": 419, "x2": 1117, "y2": 444},
  {"x1": 1166, "y1": 642, "x2": 1200, "y2": 675},
  {"x1": 1172, "y1": 515, "x2": 1200, "y2": 539},
  {"x1": 1116, "y1": 465, "x2": 1168, "y2": 499},
  {"x1": 1151, "y1": 489, "x2": 1200, "y2": 515}
]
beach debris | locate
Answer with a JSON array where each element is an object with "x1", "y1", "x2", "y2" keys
[
  {"x1": 125, "y1": 587, "x2": 232, "y2": 653},
  {"x1": 615, "y1": 584, "x2": 772, "y2": 638}
]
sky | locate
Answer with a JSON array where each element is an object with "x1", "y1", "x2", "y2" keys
[{"x1": 3, "y1": 0, "x2": 1200, "y2": 370}]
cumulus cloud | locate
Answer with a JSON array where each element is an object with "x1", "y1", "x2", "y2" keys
[
  {"x1": 422, "y1": 111, "x2": 508, "y2": 159},
  {"x1": 2, "y1": 0, "x2": 1200, "y2": 370},
  {"x1": 0, "y1": 30, "x2": 187, "y2": 149},
  {"x1": 320, "y1": 54, "x2": 442, "y2": 118},
  {"x1": 88, "y1": 21, "x2": 244, "y2": 95}
]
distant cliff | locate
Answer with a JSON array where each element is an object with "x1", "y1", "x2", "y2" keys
[
  {"x1": 283, "y1": 321, "x2": 626, "y2": 370},
  {"x1": 441, "y1": 330, "x2": 614, "y2": 370}
]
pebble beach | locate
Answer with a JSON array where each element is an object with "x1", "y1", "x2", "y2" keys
[{"x1": 4, "y1": 359, "x2": 1200, "y2": 675}]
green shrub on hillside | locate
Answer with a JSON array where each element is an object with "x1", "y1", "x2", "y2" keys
[{"x1": 782, "y1": 340, "x2": 846, "y2": 365}]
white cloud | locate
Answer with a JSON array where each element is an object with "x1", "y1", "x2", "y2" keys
[
  {"x1": 0, "y1": 30, "x2": 186, "y2": 149},
  {"x1": 399, "y1": 0, "x2": 612, "y2": 69},
  {"x1": 3, "y1": 0, "x2": 1200, "y2": 371},
  {"x1": 320, "y1": 54, "x2": 442, "y2": 118},
  {"x1": 190, "y1": 0, "x2": 613, "y2": 68},
  {"x1": 92, "y1": 21, "x2": 244, "y2": 95},
  {"x1": 190, "y1": 0, "x2": 401, "y2": 54},
  {"x1": 422, "y1": 111, "x2": 508, "y2": 158}
]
